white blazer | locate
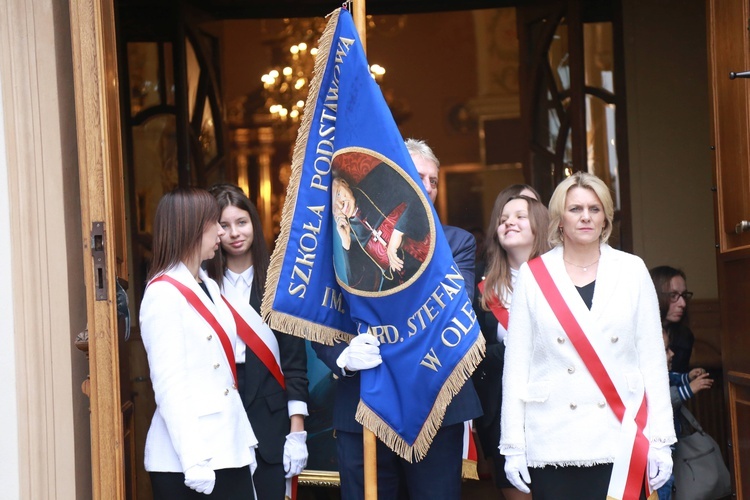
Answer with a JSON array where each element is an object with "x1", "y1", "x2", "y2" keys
[
  {"x1": 500, "y1": 245, "x2": 676, "y2": 467},
  {"x1": 140, "y1": 263, "x2": 258, "y2": 472}
]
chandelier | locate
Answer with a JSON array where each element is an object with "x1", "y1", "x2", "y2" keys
[
  {"x1": 260, "y1": 41, "x2": 318, "y2": 123},
  {"x1": 260, "y1": 18, "x2": 386, "y2": 126}
]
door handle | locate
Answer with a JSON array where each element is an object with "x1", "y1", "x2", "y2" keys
[
  {"x1": 736, "y1": 221, "x2": 750, "y2": 234},
  {"x1": 729, "y1": 71, "x2": 750, "y2": 79}
]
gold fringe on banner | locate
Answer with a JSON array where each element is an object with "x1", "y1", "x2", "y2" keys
[
  {"x1": 355, "y1": 335, "x2": 486, "y2": 462},
  {"x1": 462, "y1": 459, "x2": 479, "y2": 481},
  {"x1": 260, "y1": 8, "x2": 352, "y2": 346}
]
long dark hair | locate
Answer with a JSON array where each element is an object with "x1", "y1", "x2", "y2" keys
[
  {"x1": 649, "y1": 265, "x2": 690, "y2": 327},
  {"x1": 206, "y1": 183, "x2": 270, "y2": 297},
  {"x1": 148, "y1": 187, "x2": 220, "y2": 280},
  {"x1": 481, "y1": 189, "x2": 549, "y2": 311}
]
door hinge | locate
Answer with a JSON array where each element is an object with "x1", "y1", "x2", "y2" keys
[{"x1": 91, "y1": 221, "x2": 108, "y2": 301}]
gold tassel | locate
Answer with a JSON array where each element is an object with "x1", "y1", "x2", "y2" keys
[{"x1": 462, "y1": 459, "x2": 479, "y2": 480}]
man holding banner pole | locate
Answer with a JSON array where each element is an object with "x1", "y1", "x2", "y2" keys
[
  {"x1": 260, "y1": 5, "x2": 485, "y2": 499},
  {"x1": 312, "y1": 139, "x2": 482, "y2": 499}
]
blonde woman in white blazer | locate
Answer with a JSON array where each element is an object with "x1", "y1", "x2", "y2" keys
[
  {"x1": 500, "y1": 173, "x2": 676, "y2": 500},
  {"x1": 140, "y1": 188, "x2": 258, "y2": 499}
]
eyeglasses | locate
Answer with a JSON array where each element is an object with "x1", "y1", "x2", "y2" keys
[{"x1": 661, "y1": 291, "x2": 694, "y2": 303}]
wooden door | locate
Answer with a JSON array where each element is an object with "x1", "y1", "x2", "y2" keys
[
  {"x1": 69, "y1": 0, "x2": 130, "y2": 498},
  {"x1": 706, "y1": 0, "x2": 750, "y2": 496}
]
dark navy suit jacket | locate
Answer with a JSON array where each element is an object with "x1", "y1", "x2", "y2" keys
[{"x1": 312, "y1": 224, "x2": 482, "y2": 433}]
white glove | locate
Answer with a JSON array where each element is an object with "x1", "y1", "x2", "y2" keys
[
  {"x1": 336, "y1": 334, "x2": 382, "y2": 372},
  {"x1": 504, "y1": 452, "x2": 531, "y2": 494},
  {"x1": 648, "y1": 443, "x2": 673, "y2": 491},
  {"x1": 184, "y1": 463, "x2": 216, "y2": 495},
  {"x1": 283, "y1": 431, "x2": 309, "y2": 478}
]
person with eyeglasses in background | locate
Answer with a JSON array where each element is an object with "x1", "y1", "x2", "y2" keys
[{"x1": 649, "y1": 266, "x2": 695, "y2": 373}]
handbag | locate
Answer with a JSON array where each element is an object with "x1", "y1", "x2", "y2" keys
[{"x1": 673, "y1": 405, "x2": 732, "y2": 500}]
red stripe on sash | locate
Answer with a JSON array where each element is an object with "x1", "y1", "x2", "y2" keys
[
  {"x1": 152, "y1": 275, "x2": 238, "y2": 385},
  {"x1": 221, "y1": 296, "x2": 286, "y2": 390},
  {"x1": 478, "y1": 280, "x2": 509, "y2": 330},
  {"x1": 528, "y1": 257, "x2": 649, "y2": 499},
  {"x1": 285, "y1": 476, "x2": 298, "y2": 500},
  {"x1": 467, "y1": 423, "x2": 477, "y2": 461},
  {"x1": 629, "y1": 394, "x2": 651, "y2": 496}
]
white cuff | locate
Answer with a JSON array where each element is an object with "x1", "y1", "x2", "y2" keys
[{"x1": 288, "y1": 400, "x2": 308, "y2": 418}]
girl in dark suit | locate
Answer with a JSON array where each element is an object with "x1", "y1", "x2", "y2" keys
[
  {"x1": 474, "y1": 184, "x2": 548, "y2": 500},
  {"x1": 207, "y1": 184, "x2": 309, "y2": 499}
]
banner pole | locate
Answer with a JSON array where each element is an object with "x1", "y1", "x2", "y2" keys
[
  {"x1": 353, "y1": 0, "x2": 367, "y2": 54},
  {"x1": 363, "y1": 428, "x2": 378, "y2": 500},
  {"x1": 352, "y1": 5, "x2": 377, "y2": 498}
]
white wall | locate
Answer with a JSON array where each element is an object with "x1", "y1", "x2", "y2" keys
[
  {"x1": 623, "y1": 0, "x2": 718, "y2": 298},
  {"x1": 0, "y1": 59, "x2": 21, "y2": 500}
]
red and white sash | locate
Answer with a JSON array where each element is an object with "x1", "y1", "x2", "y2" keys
[
  {"x1": 477, "y1": 279, "x2": 509, "y2": 330},
  {"x1": 528, "y1": 257, "x2": 652, "y2": 500},
  {"x1": 221, "y1": 295, "x2": 286, "y2": 389},
  {"x1": 461, "y1": 420, "x2": 479, "y2": 480},
  {"x1": 284, "y1": 476, "x2": 298, "y2": 500},
  {"x1": 221, "y1": 281, "x2": 286, "y2": 389},
  {"x1": 151, "y1": 274, "x2": 238, "y2": 385}
]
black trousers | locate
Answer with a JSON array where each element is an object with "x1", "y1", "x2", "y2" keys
[
  {"x1": 489, "y1": 452, "x2": 514, "y2": 490},
  {"x1": 150, "y1": 466, "x2": 254, "y2": 500},
  {"x1": 236, "y1": 362, "x2": 287, "y2": 499},
  {"x1": 529, "y1": 464, "x2": 648, "y2": 500},
  {"x1": 252, "y1": 453, "x2": 286, "y2": 500}
]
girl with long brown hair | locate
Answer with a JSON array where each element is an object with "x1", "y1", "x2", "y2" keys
[
  {"x1": 141, "y1": 187, "x2": 258, "y2": 499},
  {"x1": 474, "y1": 184, "x2": 548, "y2": 500}
]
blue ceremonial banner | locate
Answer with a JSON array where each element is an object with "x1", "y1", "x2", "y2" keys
[{"x1": 261, "y1": 7, "x2": 484, "y2": 461}]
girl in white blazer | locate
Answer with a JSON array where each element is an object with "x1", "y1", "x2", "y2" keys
[
  {"x1": 140, "y1": 188, "x2": 258, "y2": 499},
  {"x1": 500, "y1": 173, "x2": 676, "y2": 499}
]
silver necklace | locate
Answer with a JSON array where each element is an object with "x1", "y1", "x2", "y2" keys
[{"x1": 563, "y1": 256, "x2": 600, "y2": 272}]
